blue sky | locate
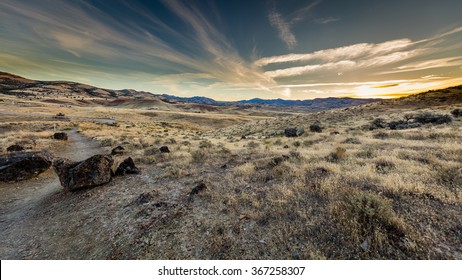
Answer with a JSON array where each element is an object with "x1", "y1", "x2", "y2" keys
[{"x1": 1, "y1": 0, "x2": 462, "y2": 100}]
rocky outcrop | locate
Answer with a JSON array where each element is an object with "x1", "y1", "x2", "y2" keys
[
  {"x1": 114, "y1": 157, "x2": 140, "y2": 176},
  {"x1": 284, "y1": 127, "x2": 304, "y2": 137},
  {"x1": 53, "y1": 154, "x2": 113, "y2": 191},
  {"x1": 159, "y1": 146, "x2": 170, "y2": 153},
  {"x1": 7, "y1": 144, "x2": 24, "y2": 152},
  {"x1": 53, "y1": 132, "x2": 68, "y2": 140},
  {"x1": 111, "y1": 145, "x2": 125, "y2": 155},
  {"x1": 0, "y1": 151, "x2": 52, "y2": 182},
  {"x1": 189, "y1": 182, "x2": 207, "y2": 196}
]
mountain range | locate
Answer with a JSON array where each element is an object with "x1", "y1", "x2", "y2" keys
[{"x1": 0, "y1": 71, "x2": 380, "y2": 111}]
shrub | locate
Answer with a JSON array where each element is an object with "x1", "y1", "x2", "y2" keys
[
  {"x1": 435, "y1": 165, "x2": 462, "y2": 195},
  {"x1": 330, "y1": 192, "x2": 407, "y2": 252},
  {"x1": 413, "y1": 112, "x2": 452, "y2": 125},
  {"x1": 327, "y1": 147, "x2": 347, "y2": 162},
  {"x1": 370, "y1": 118, "x2": 387, "y2": 130},
  {"x1": 191, "y1": 149, "x2": 207, "y2": 162},
  {"x1": 375, "y1": 160, "x2": 395, "y2": 174},
  {"x1": 310, "y1": 121, "x2": 322, "y2": 133},
  {"x1": 247, "y1": 141, "x2": 260, "y2": 149},
  {"x1": 342, "y1": 137, "x2": 361, "y2": 144},
  {"x1": 199, "y1": 140, "x2": 213, "y2": 149},
  {"x1": 451, "y1": 109, "x2": 462, "y2": 117},
  {"x1": 373, "y1": 132, "x2": 389, "y2": 139}
]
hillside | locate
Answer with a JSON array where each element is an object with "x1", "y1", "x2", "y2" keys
[
  {"x1": 1, "y1": 72, "x2": 380, "y2": 112},
  {"x1": 208, "y1": 85, "x2": 462, "y2": 137}
]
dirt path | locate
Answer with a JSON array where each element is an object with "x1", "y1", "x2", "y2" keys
[{"x1": 0, "y1": 127, "x2": 105, "y2": 259}]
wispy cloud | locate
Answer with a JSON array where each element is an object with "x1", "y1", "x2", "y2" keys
[
  {"x1": 268, "y1": 11, "x2": 297, "y2": 49},
  {"x1": 314, "y1": 16, "x2": 339, "y2": 24},
  {"x1": 384, "y1": 56, "x2": 462, "y2": 73},
  {"x1": 268, "y1": 1, "x2": 320, "y2": 49},
  {"x1": 255, "y1": 39, "x2": 414, "y2": 66}
]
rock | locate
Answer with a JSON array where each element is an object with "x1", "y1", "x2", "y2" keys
[
  {"x1": 53, "y1": 154, "x2": 114, "y2": 191},
  {"x1": 53, "y1": 132, "x2": 68, "y2": 140},
  {"x1": 111, "y1": 145, "x2": 125, "y2": 155},
  {"x1": 284, "y1": 127, "x2": 304, "y2": 137},
  {"x1": 114, "y1": 157, "x2": 140, "y2": 176},
  {"x1": 189, "y1": 182, "x2": 207, "y2": 196},
  {"x1": 159, "y1": 146, "x2": 170, "y2": 153},
  {"x1": 7, "y1": 144, "x2": 24, "y2": 152},
  {"x1": 309, "y1": 122, "x2": 322, "y2": 133},
  {"x1": 136, "y1": 192, "x2": 155, "y2": 205},
  {"x1": 0, "y1": 151, "x2": 52, "y2": 182}
]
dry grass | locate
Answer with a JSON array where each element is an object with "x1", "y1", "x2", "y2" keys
[{"x1": 1, "y1": 87, "x2": 462, "y2": 259}]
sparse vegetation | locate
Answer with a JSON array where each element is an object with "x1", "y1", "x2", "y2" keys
[{"x1": 1, "y1": 82, "x2": 462, "y2": 260}]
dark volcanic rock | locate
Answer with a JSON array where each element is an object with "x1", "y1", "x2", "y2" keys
[
  {"x1": 7, "y1": 144, "x2": 24, "y2": 152},
  {"x1": 53, "y1": 132, "x2": 68, "y2": 140},
  {"x1": 115, "y1": 157, "x2": 140, "y2": 176},
  {"x1": 111, "y1": 145, "x2": 125, "y2": 155},
  {"x1": 53, "y1": 154, "x2": 114, "y2": 191},
  {"x1": 0, "y1": 151, "x2": 52, "y2": 182},
  {"x1": 159, "y1": 146, "x2": 170, "y2": 153},
  {"x1": 284, "y1": 127, "x2": 304, "y2": 137},
  {"x1": 190, "y1": 182, "x2": 207, "y2": 196}
]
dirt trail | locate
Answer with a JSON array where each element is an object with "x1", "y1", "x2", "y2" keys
[{"x1": 0, "y1": 127, "x2": 105, "y2": 259}]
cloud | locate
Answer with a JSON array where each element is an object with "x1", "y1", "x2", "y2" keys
[
  {"x1": 314, "y1": 17, "x2": 339, "y2": 24},
  {"x1": 255, "y1": 39, "x2": 414, "y2": 66},
  {"x1": 289, "y1": 1, "x2": 321, "y2": 24},
  {"x1": 255, "y1": 27, "x2": 462, "y2": 79},
  {"x1": 268, "y1": 11, "x2": 297, "y2": 49},
  {"x1": 385, "y1": 56, "x2": 462, "y2": 73},
  {"x1": 268, "y1": 1, "x2": 322, "y2": 49}
]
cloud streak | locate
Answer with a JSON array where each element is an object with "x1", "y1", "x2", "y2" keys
[{"x1": 268, "y1": 11, "x2": 297, "y2": 49}]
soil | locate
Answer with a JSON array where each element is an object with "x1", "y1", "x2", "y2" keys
[{"x1": 0, "y1": 128, "x2": 108, "y2": 259}]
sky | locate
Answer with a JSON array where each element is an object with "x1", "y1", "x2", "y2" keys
[{"x1": 1, "y1": 0, "x2": 462, "y2": 101}]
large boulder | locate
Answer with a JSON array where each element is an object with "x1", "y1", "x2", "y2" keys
[
  {"x1": 53, "y1": 132, "x2": 68, "y2": 140},
  {"x1": 7, "y1": 144, "x2": 24, "y2": 152},
  {"x1": 0, "y1": 151, "x2": 52, "y2": 182},
  {"x1": 53, "y1": 154, "x2": 114, "y2": 191},
  {"x1": 114, "y1": 157, "x2": 140, "y2": 176},
  {"x1": 284, "y1": 127, "x2": 304, "y2": 137}
]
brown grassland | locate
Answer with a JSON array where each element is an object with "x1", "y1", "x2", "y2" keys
[{"x1": 0, "y1": 86, "x2": 461, "y2": 259}]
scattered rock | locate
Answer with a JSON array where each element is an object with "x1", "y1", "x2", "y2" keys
[
  {"x1": 451, "y1": 108, "x2": 462, "y2": 117},
  {"x1": 190, "y1": 182, "x2": 207, "y2": 196},
  {"x1": 7, "y1": 144, "x2": 24, "y2": 152},
  {"x1": 53, "y1": 154, "x2": 114, "y2": 191},
  {"x1": 284, "y1": 127, "x2": 304, "y2": 137},
  {"x1": 309, "y1": 122, "x2": 323, "y2": 133},
  {"x1": 269, "y1": 156, "x2": 285, "y2": 167},
  {"x1": 291, "y1": 252, "x2": 301, "y2": 260},
  {"x1": 159, "y1": 146, "x2": 170, "y2": 153},
  {"x1": 114, "y1": 157, "x2": 140, "y2": 176},
  {"x1": 53, "y1": 132, "x2": 68, "y2": 140},
  {"x1": 360, "y1": 239, "x2": 369, "y2": 251},
  {"x1": 136, "y1": 192, "x2": 156, "y2": 205},
  {"x1": 0, "y1": 151, "x2": 52, "y2": 182},
  {"x1": 111, "y1": 145, "x2": 125, "y2": 155}
]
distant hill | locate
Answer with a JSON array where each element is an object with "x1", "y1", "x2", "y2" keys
[{"x1": 1, "y1": 71, "x2": 381, "y2": 111}]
